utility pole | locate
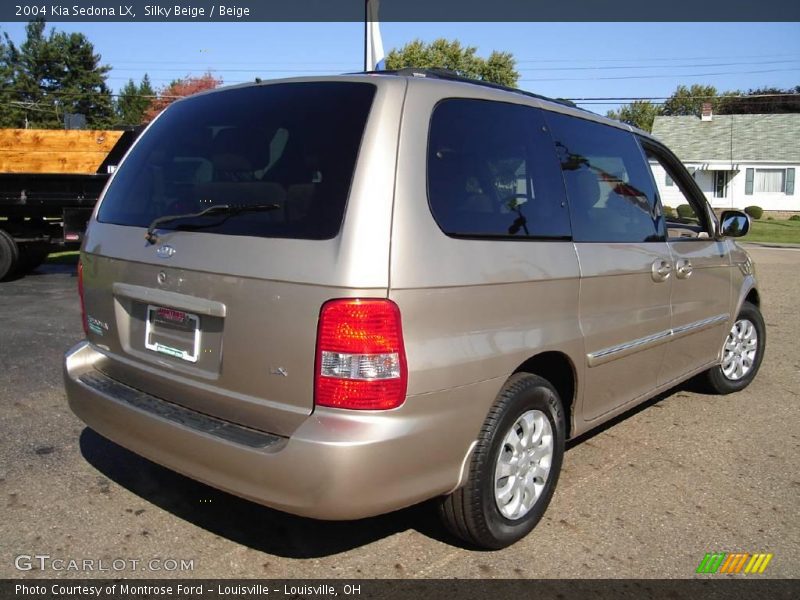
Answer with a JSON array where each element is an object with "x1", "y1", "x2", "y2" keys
[{"x1": 364, "y1": 1, "x2": 368, "y2": 71}]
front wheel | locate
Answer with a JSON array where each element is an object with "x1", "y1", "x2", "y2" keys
[
  {"x1": 438, "y1": 373, "x2": 565, "y2": 549},
  {"x1": 704, "y1": 301, "x2": 766, "y2": 394}
]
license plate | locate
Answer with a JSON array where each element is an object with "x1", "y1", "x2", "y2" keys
[{"x1": 145, "y1": 305, "x2": 201, "y2": 363}]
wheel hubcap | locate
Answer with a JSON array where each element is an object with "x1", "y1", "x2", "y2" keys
[
  {"x1": 494, "y1": 409, "x2": 553, "y2": 520},
  {"x1": 721, "y1": 318, "x2": 758, "y2": 381}
]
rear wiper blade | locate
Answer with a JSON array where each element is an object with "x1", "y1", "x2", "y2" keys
[{"x1": 144, "y1": 203, "x2": 280, "y2": 244}]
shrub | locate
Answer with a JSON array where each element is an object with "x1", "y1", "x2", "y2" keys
[
  {"x1": 662, "y1": 205, "x2": 675, "y2": 217},
  {"x1": 676, "y1": 204, "x2": 694, "y2": 218},
  {"x1": 767, "y1": 216, "x2": 774, "y2": 220},
  {"x1": 789, "y1": 214, "x2": 800, "y2": 221},
  {"x1": 744, "y1": 205, "x2": 763, "y2": 220}
]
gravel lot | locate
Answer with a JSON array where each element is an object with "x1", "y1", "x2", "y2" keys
[{"x1": 1, "y1": 245, "x2": 798, "y2": 579}]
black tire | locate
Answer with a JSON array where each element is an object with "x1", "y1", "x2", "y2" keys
[
  {"x1": 438, "y1": 373, "x2": 565, "y2": 549},
  {"x1": 15, "y1": 242, "x2": 50, "y2": 276},
  {"x1": 0, "y1": 229, "x2": 20, "y2": 281},
  {"x1": 704, "y1": 301, "x2": 766, "y2": 394}
]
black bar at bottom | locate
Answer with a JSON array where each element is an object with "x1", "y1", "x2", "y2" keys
[{"x1": 1, "y1": 579, "x2": 798, "y2": 600}]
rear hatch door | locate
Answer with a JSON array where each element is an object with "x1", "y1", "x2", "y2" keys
[{"x1": 80, "y1": 81, "x2": 382, "y2": 437}]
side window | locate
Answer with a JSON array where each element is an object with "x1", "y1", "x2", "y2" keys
[
  {"x1": 544, "y1": 112, "x2": 663, "y2": 243},
  {"x1": 427, "y1": 99, "x2": 571, "y2": 239},
  {"x1": 643, "y1": 146, "x2": 712, "y2": 240}
]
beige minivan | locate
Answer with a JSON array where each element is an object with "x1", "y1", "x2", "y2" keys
[{"x1": 64, "y1": 70, "x2": 764, "y2": 549}]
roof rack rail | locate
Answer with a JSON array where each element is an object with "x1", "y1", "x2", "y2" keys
[{"x1": 361, "y1": 67, "x2": 578, "y2": 109}]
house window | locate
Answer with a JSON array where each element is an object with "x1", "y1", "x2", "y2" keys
[
  {"x1": 755, "y1": 169, "x2": 785, "y2": 193},
  {"x1": 746, "y1": 167, "x2": 795, "y2": 195},
  {"x1": 665, "y1": 173, "x2": 674, "y2": 187},
  {"x1": 714, "y1": 171, "x2": 728, "y2": 198}
]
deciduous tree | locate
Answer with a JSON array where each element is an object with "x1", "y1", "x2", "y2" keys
[
  {"x1": 385, "y1": 39, "x2": 519, "y2": 87},
  {"x1": 662, "y1": 84, "x2": 719, "y2": 117},
  {"x1": 718, "y1": 86, "x2": 800, "y2": 114},
  {"x1": 143, "y1": 73, "x2": 222, "y2": 123},
  {"x1": 606, "y1": 100, "x2": 661, "y2": 132}
]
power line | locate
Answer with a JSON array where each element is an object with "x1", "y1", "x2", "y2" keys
[
  {"x1": 99, "y1": 53, "x2": 800, "y2": 68},
  {"x1": 106, "y1": 68, "x2": 356, "y2": 75},
  {"x1": 515, "y1": 53, "x2": 800, "y2": 64},
  {"x1": 569, "y1": 93, "x2": 800, "y2": 101},
  {"x1": 519, "y1": 67, "x2": 800, "y2": 83},
  {"x1": 0, "y1": 89, "x2": 796, "y2": 104},
  {"x1": 99, "y1": 58, "x2": 800, "y2": 76},
  {"x1": 100, "y1": 68, "x2": 800, "y2": 86}
]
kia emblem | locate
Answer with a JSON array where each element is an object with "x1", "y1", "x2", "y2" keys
[{"x1": 156, "y1": 244, "x2": 176, "y2": 259}]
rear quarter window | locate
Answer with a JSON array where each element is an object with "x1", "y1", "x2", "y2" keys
[
  {"x1": 97, "y1": 82, "x2": 376, "y2": 240},
  {"x1": 427, "y1": 98, "x2": 571, "y2": 240}
]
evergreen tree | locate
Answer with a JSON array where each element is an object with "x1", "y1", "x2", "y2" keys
[
  {"x1": 0, "y1": 28, "x2": 24, "y2": 127},
  {"x1": 1, "y1": 19, "x2": 113, "y2": 129},
  {"x1": 116, "y1": 73, "x2": 154, "y2": 126},
  {"x1": 139, "y1": 73, "x2": 155, "y2": 98}
]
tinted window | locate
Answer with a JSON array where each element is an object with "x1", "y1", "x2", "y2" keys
[
  {"x1": 428, "y1": 99, "x2": 570, "y2": 239},
  {"x1": 545, "y1": 112, "x2": 664, "y2": 243},
  {"x1": 98, "y1": 83, "x2": 376, "y2": 240}
]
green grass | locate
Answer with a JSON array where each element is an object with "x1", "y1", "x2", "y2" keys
[
  {"x1": 744, "y1": 219, "x2": 800, "y2": 245},
  {"x1": 46, "y1": 250, "x2": 80, "y2": 265}
]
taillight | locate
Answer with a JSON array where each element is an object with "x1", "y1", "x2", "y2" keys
[
  {"x1": 77, "y1": 259, "x2": 88, "y2": 336},
  {"x1": 315, "y1": 299, "x2": 408, "y2": 410}
]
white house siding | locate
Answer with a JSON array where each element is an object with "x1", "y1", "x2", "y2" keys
[
  {"x1": 650, "y1": 114, "x2": 800, "y2": 212},
  {"x1": 649, "y1": 162, "x2": 798, "y2": 211}
]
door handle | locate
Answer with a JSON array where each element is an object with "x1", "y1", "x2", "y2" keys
[
  {"x1": 651, "y1": 259, "x2": 672, "y2": 283},
  {"x1": 676, "y1": 259, "x2": 693, "y2": 279}
]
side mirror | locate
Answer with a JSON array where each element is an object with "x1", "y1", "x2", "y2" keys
[{"x1": 719, "y1": 210, "x2": 750, "y2": 238}]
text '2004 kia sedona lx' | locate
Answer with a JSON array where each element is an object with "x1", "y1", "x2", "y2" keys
[{"x1": 64, "y1": 69, "x2": 764, "y2": 549}]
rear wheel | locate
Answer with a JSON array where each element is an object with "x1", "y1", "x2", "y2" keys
[
  {"x1": 438, "y1": 373, "x2": 565, "y2": 549},
  {"x1": 0, "y1": 230, "x2": 20, "y2": 281},
  {"x1": 704, "y1": 301, "x2": 765, "y2": 394}
]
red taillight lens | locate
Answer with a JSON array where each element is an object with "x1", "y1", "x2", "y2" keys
[
  {"x1": 77, "y1": 259, "x2": 88, "y2": 336},
  {"x1": 315, "y1": 299, "x2": 408, "y2": 410}
]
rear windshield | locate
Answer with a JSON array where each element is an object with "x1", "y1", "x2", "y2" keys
[{"x1": 97, "y1": 82, "x2": 376, "y2": 240}]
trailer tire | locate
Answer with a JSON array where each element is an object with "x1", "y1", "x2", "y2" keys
[
  {"x1": 16, "y1": 242, "x2": 51, "y2": 276},
  {"x1": 0, "y1": 230, "x2": 20, "y2": 281}
]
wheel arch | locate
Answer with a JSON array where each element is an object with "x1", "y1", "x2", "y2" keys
[
  {"x1": 733, "y1": 278, "x2": 760, "y2": 322},
  {"x1": 513, "y1": 351, "x2": 577, "y2": 439},
  {"x1": 744, "y1": 287, "x2": 760, "y2": 309}
]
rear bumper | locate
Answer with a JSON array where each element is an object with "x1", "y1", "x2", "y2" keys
[{"x1": 64, "y1": 341, "x2": 477, "y2": 520}]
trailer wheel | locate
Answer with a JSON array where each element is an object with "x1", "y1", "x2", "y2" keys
[
  {"x1": 0, "y1": 230, "x2": 20, "y2": 281},
  {"x1": 16, "y1": 242, "x2": 51, "y2": 276}
]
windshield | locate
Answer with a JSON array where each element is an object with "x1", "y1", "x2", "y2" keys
[{"x1": 97, "y1": 82, "x2": 376, "y2": 240}]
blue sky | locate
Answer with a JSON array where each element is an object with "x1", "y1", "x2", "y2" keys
[{"x1": 1, "y1": 21, "x2": 799, "y2": 114}]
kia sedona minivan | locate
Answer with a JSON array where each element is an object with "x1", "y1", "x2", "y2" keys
[{"x1": 64, "y1": 70, "x2": 764, "y2": 549}]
